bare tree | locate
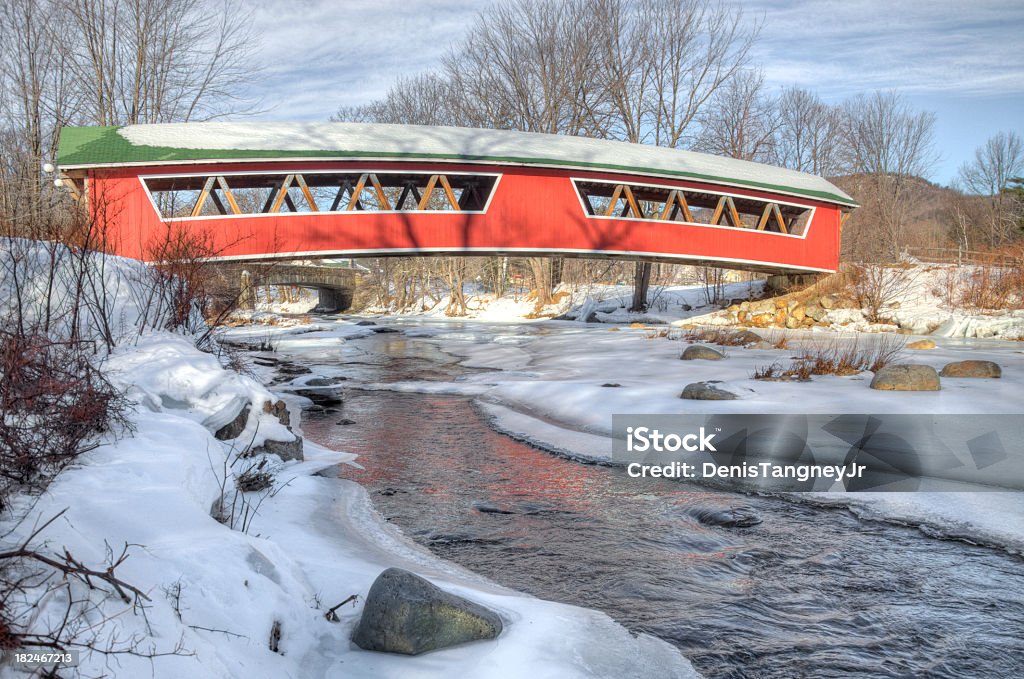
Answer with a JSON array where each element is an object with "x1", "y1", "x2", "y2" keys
[
  {"x1": 64, "y1": 0, "x2": 259, "y2": 126},
  {"x1": 840, "y1": 91, "x2": 938, "y2": 260},
  {"x1": 334, "y1": 73, "x2": 466, "y2": 127},
  {"x1": 957, "y1": 131, "x2": 1024, "y2": 247},
  {"x1": 0, "y1": 0, "x2": 78, "y2": 229},
  {"x1": 695, "y1": 68, "x2": 779, "y2": 163},
  {"x1": 775, "y1": 86, "x2": 846, "y2": 177}
]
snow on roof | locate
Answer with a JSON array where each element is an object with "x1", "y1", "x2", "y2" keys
[{"x1": 57, "y1": 122, "x2": 856, "y2": 206}]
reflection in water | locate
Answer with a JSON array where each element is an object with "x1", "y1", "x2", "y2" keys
[{"x1": 299, "y1": 327, "x2": 1024, "y2": 679}]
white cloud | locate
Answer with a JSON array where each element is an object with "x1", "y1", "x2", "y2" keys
[{"x1": 733, "y1": 0, "x2": 1024, "y2": 97}]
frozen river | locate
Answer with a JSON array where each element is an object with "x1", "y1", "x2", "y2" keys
[{"x1": 265, "y1": 321, "x2": 1024, "y2": 679}]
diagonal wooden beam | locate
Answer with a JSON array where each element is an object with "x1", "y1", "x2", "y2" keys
[
  {"x1": 773, "y1": 204, "x2": 789, "y2": 234},
  {"x1": 283, "y1": 193, "x2": 298, "y2": 213},
  {"x1": 676, "y1": 192, "x2": 694, "y2": 222},
  {"x1": 622, "y1": 185, "x2": 643, "y2": 219},
  {"x1": 368, "y1": 174, "x2": 391, "y2": 210},
  {"x1": 346, "y1": 174, "x2": 369, "y2": 211},
  {"x1": 579, "y1": 189, "x2": 596, "y2": 216},
  {"x1": 329, "y1": 181, "x2": 351, "y2": 212},
  {"x1": 603, "y1": 184, "x2": 624, "y2": 217},
  {"x1": 757, "y1": 203, "x2": 773, "y2": 231},
  {"x1": 727, "y1": 196, "x2": 743, "y2": 227},
  {"x1": 395, "y1": 183, "x2": 413, "y2": 210},
  {"x1": 269, "y1": 174, "x2": 295, "y2": 214},
  {"x1": 191, "y1": 176, "x2": 217, "y2": 217},
  {"x1": 418, "y1": 175, "x2": 439, "y2": 210},
  {"x1": 295, "y1": 174, "x2": 319, "y2": 212},
  {"x1": 710, "y1": 195, "x2": 727, "y2": 225},
  {"x1": 215, "y1": 176, "x2": 241, "y2": 215},
  {"x1": 659, "y1": 190, "x2": 678, "y2": 221},
  {"x1": 711, "y1": 196, "x2": 743, "y2": 227},
  {"x1": 438, "y1": 175, "x2": 461, "y2": 211},
  {"x1": 209, "y1": 189, "x2": 228, "y2": 215}
]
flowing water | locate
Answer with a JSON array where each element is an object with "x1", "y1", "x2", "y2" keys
[{"x1": 295, "y1": 323, "x2": 1024, "y2": 679}]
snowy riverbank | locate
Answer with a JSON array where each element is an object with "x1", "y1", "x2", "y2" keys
[{"x1": 3, "y1": 329, "x2": 698, "y2": 678}]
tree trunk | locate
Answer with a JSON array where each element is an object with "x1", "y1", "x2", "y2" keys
[
  {"x1": 630, "y1": 261, "x2": 651, "y2": 312},
  {"x1": 528, "y1": 257, "x2": 553, "y2": 306}
]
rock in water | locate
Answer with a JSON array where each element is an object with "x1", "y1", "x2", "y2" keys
[
  {"x1": 352, "y1": 568, "x2": 503, "y2": 655},
  {"x1": 906, "y1": 339, "x2": 937, "y2": 350},
  {"x1": 681, "y1": 344, "x2": 726, "y2": 360},
  {"x1": 939, "y1": 360, "x2": 1001, "y2": 378},
  {"x1": 869, "y1": 364, "x2": 941, "y2": 391},
  {"x1": 690, "y1": 506, "x2": 763, "y2": 528},
  {"x1": 681, "y1": 381, "x2": 738, "y2": 400}
]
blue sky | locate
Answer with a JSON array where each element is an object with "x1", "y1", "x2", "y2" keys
[{"x1": 245, "y1": 0, "x2": 1023, "y2": 186}]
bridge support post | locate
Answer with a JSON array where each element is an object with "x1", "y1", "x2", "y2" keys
[
  {"x1": 239, "y1": 270, "x2": 254, "y2": 310},
  {"x1": 630, "y1": 261, "x2": 652, "y2": 312}
]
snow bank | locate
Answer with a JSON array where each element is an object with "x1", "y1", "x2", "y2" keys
[
  {"x1": 0, "y1": 237, "x2": 198, "y2": 346},
  {"x1": 4, "y1": 330, "x2": 698, "y2": 678}
]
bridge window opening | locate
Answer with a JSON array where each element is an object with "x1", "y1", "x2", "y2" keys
[
  {"x1": 142, "y1": 171, "x2": 499, "y2": 220},
  {"x1": 573, "y1": 179, "x2": 813, "y2": 236}
]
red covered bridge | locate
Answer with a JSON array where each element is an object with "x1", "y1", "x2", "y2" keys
[{"x1": 56, "y1": 122, "x2": 854, "y2": 273}]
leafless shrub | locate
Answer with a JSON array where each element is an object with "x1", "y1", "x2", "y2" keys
[
  {"x1": 754, "y1": 336, "x2": 904, "y2": 380},
  {"x1": 0, "y1": 511, "x2": 190, "y2": 670},
  {"x1": 0, "y1": 333, "x2": 131, "y2": 504},
  {"x1": 209, "y1": 439, "x2": 289, "y2": 534},
  {"x1": 236, "y1": 459, "x2": 273, "y2": 493},
  {"x1": 846, "y1": 263, "x2": 919, "y2": 323},
  {"x1": 751, "y1": 360, "x2": 811, "y2": 381}
]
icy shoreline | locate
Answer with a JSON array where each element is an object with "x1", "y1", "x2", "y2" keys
[{"x1": 3, "y1": 329, "x2": 699, "y2": 678}]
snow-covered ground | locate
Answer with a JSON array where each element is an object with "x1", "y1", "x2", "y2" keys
[{"x1": 254, "y1": 262, "x2": 1024, "y2": 339}]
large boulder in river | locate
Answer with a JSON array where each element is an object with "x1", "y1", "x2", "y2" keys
[
  {"x1": 352, "y1": 568, "x2": 503, "y2": 655},
  {"x1": 681, "y1": 381, "x2": 738, "y2": 400},
  {"x1": 939, "y1": 360, "x2": 1001, "y2": 378},
  {"x1": 869, "y1": 364, "x2": 940, "y2": 391},
  {"x1": 681, "y1": 345, "x2": 726, "y2": 361}
]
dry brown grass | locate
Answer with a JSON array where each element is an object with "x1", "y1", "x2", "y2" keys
[
  {"x1": 753, "y1": 335, "x2": 905, "y2": 380},
  {"x1": 751, "y1": 361, "x2": 813, "y2": 381},
  {"x1": 679, "y1": 328, "x2": 759, "y2": 346}
]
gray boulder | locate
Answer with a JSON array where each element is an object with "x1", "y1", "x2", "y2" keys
[
  {"x1": 294, "y1": 385, "x2": 344, "y2": 406},
  {"x1": 939, "y1": 360, "x2": 1001, "y2": 378},
  {"x1": 681, "y1": 344, "x2": 726, "y2": 361},
  {"x1": 681, "y1": 381, "x2": 738, "y2": 400},
  {"x1": 262, "y1": 399, "x2": 290, "y2": 427},
  {"x1": 869, "y1": 364, "x2": 941, "y2": 391},
  {"x1": 214, "y1": 405, "x2": 250, "y2": 440},
  {"x1": 352, "y1": 568, "x2": 503, "y2": 655},
  {"x1": 250, "y1": 435, "x2": 303, "y2": 462},
  {"x1": 728, "y1": 329, "x2": 763, "y2": 345}
]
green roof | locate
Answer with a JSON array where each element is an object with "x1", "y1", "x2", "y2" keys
[{"x1": 57, "y1": 123, "x2": 858, "y2": 207}]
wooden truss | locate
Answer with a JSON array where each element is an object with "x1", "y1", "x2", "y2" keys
[
  {"x1": 577, "y1": 180, "x2": 806, "y2": 235},
  {"x1": 161, "y1": 171, "x2": 497, "y2": 219}
]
